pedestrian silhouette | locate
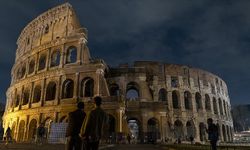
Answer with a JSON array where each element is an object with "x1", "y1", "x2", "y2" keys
[
  {"x1": 37, "y1": 123, "x2": 46, "y2": 145},
  {"x1": 81, "y1": 96, "x2": 107, "y2": 150},
  {"x1": 5, "y1": 127, "x2": 12, "y2": 145},
  {"x1": 66, "y1": 102, "x2": 86, "y2": 150},
  {"x1": 206, "y1": 118, "x2": 219, "y2": 150}
]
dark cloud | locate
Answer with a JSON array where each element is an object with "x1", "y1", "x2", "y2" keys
[{"x1": 0, "y1": 0, "x2": 249, "y2": 105}]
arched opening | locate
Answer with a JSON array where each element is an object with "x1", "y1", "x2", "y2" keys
[
  {"x1": 172, "y1": 90, "x2": 179, "y2": 109},
  {"x1": 17, "y1": 120, "x2": 25, "y2": 142},
  {"x1": 80, "y1": 77, "x2": 94, "y2": 97},
  {"x1": 186, "y1": 121, "x2": 196, "y2": 140},
  {"x1": 126, "y1": 82, "x2": 139, "y2": 101},
  {"x1": 44, "y1": 117, "x2": 53, "y2": 138},
  {"x1": 15, "y1": 94, "x2": 20, "y2": 107},
  {"x1": 223, "y1": 100, "x2": 227, "y2": 116},
  {"x1": 158, "y1": 88, "x2": 167, "y2": 102},
  {"x1": 50, "y1": 50, "x2": 60, "y2": 67},
  {"x1": 222, "y1": 124, "x2": 226, "y2": 142},
  {"x1": 66, "y1": 46, "x2": 77, "y2": 64},
  {"x1": 219, "y1": 98, "x2": 224, "y2": 115},
  {"x1": 205, "y1": 94, "x2": 211, "y2": 111},
  {"x1": 127, "y1": 118, "x2": 141, "y2": 141},
  {"x1": 199, "y1": 122, "x2": 206, "y2": 142},
  {"x1": 226, "y1": 125, "x2": 230, "y2": 142},
  {"x1": 147, "y1": 118, "x2": 160, "y2": 143},
  {"x1": 11, "y1": 122, "x2": 16, "y2": 140},
  {"x1": 28, "y1": 119, "x2": 37, "y2": 141},
  {"x1": 46, "y1": 81, "x2": 57, "y2": 101},
  {"x1": 184, "y1": 91, "x2": 192, "y2": 110},
  {"x1": 62, "y1": 79, "x2": 74, "y2": 99},
  {"x1": 28, "y1": 59, "x2": 35, "y2": 74},
  {"x1": 22, "y1": 88, "x2": 30, "y2": 105},
  {"x1": 195, "y1": 92, "x2": 202, "y2": 111},
  {"x1": 174, "y1": 120, "x2": 184, "y2": 139},
  {"x1": 38, "y1": 54, "x2": 46, "y2": 71},
  {"x1": 213, "y1": 97, "x2": 218, "y2": 114},
  {"x1": 33, "y1": 85, "x2": 41, "y2": 103},
  {"x1": 109, "y1": 84, "x2": 119, "y2": 96}
]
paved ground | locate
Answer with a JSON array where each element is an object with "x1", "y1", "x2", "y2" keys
[{"x1": 106, "y1": 144, "x2": 169, "y2": 150}]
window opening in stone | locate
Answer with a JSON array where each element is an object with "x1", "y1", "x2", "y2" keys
[
  {"x1": 158, "y1": 88, "x2": 167, "y2": 102},
  {"x1": 80, "y1": 77, "x2": 94, "y2": 97},
  {"x1": 171, "y1": 76, "x2": 178, "y2": 88},
  {"x1": 38, "y1": 54, "x2": 46, "y2": 71},
  {"x1": 66, "y1": 46, "x2": 77, "y2": 64},
  {"x1": 50, "y1": 50, "x2": 60, "y2": 67},
  {"x1": 33, "y1": 85, "x2": 41, "y2": 103},
  {"x1": 172, "y1": 90, "x2": 179, "y2": 109},
  {"x1": 46, "y1": 81, "x2": 57, "y2": 101},
  {"x1": 62, "y1": 79, "x2": 74, "y2": 99},
  {"x1": 28, "y1": 60, "x2": 35, "y2": 74}
]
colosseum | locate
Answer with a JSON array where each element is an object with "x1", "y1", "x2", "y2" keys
[{"x1": 3, "y1": 3, "x2": 233, "y2": 143}]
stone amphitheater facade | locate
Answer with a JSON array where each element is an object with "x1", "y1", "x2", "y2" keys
[{"x1": 3, "y1": 3, "x2": 233, "y2": 143}]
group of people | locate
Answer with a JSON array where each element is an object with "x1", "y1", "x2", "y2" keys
[{"x1": 66, "y1": 96, "x2": 107, "y2": 150}]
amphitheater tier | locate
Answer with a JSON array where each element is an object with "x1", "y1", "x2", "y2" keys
[{"x1": 3, "y1": 3, "x2": 233, "y2": 143}]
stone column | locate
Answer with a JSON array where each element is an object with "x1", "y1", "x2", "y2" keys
[{"x1": 96, "y1": 69, "x2": 104, "y2": 96}]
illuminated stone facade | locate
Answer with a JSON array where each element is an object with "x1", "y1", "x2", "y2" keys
[{"x1": 3, "y1": 3, "x2": 233, "y2": 143}]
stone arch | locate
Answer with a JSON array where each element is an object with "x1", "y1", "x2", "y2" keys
[
  {"x1": 43, "y1": 117, "x2": 53, "y2": 138},
  {"x1": 46, "y1": 81, "x2": 57, "y2": 101},
  {"x1": 28, "y1": 119, "x2": 37, "y2": 141},
  {"x1": 199, "y1": 122, "x2": 206, "y2": 142},
  {"x1": 172, "y1": 90, "x2": 180, "y2": 109},
  {"x1": 109, "y1": 83, "x2": 119, "y2": 96},
  {"x1": 158, "y1": 88, "x2": 167, "y2": 102},
  {"x1": 205, "y1": 94, "x2": 211, "y2": 111},
  {"x1": 17, "y1": 120, "x2": 25, "y2": 142},
  {"x1": 186, "y1": 120, "x2": 196, "y2": 139},
  {"x1": 127, "y1": 117, "x2": 142, "y2": 141},
  {"x1": 80, "y1": 77, "x2": 94, "y2": 97},
  {"x1": 184, "y1": 91, "x2": 192, "y2": 110},
  {"x1": 126, "y1": 82, "x2": 140, "y2": 101},
  {"x1": 62, "y1": 79, "x2": 74, "y2": 99},
  {"x1": 50, "y1": 50, "x2": 60, "y2": 67},
  {"x1": 174, "y1": 120, "x2": 184, "y2": 139},
  {"x1": 147, "y1": 117, "x2": 160, "y2": 143},
  {"x1": 219, "y1": 98, "x2": 223, "y2": 116},
  {"x1": 28, "y1": 59, "x2": 35, "y2": 74},
  {"x1": 33, "y1": 85, "x2": 41, "y2": 103},
  {"x1": 213, "y1": 97, "x2": 218, "y2": 114},
  {"x1": 22, "y1": 88, "x2": 30, "y2": 105},
  {"x1": 38, "y1": 54, "x2": 47, "y2": 71},
  {"x1": 66, "y1": 46, "x2": 77, "y2": 64},
  {"x1": 195, "y1": 92, "x2": 202, "y2": 111}
]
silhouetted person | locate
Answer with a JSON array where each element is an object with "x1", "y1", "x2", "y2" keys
[
  {"x1": 66, "y1": 102, "x2": 86, "y2": 150},
  {"x1": 5, "y1": 127, "x2": 12, "y2": 145},
  {"x1": 189, "y1": 136, "x2": 194, "y2": 144},
  {"x1": 81, "y1": 96, "x2": 107, "y2": 150},
  {"x1": 206, "y1": 118, "x2": 219, "y2": 150},
  {"x1": 37, "y1": 123, "x2": 46, "y2": 145},
  {"x1": 127, "y1": 134, "x2": 131, "y2": 144}
]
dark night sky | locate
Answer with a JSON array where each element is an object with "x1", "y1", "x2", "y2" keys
[{"x1": 0, "y1": 0, "x2": 250, "y2": 105}]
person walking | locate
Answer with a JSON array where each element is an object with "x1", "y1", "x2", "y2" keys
[
  {"x1": 66, "y1": 102, "x2": 86, "y2": 150},
  {"x1": 206, "y1": 118, "x2": 219, "y2": 150},
  {"x1": 37, "y1": 123, "x2": 46, "y2": 145},
  {"x1": 81, "y1": 96, "x2": 107, "y2": 150}
]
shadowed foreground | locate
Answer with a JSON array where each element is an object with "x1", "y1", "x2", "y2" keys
[{"x1": 1, "y1": 143, "x2": 250, "y2": 150}]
